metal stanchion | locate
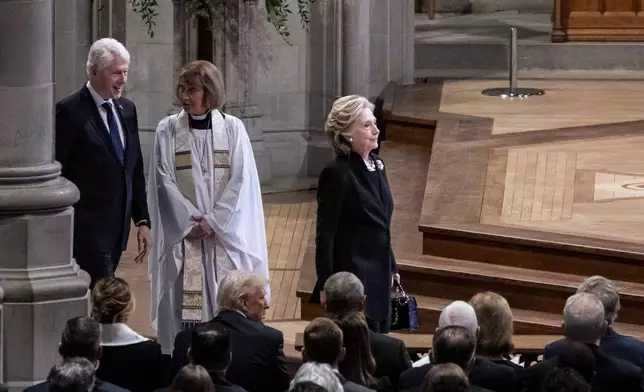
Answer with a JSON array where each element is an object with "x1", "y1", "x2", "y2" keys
[{"x1": 482, "y1": 28, "x2": 545, "y2": 99}]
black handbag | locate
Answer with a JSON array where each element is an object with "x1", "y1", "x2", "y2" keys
[{"x1": 389, "y1": 281, "x2": 421, "y2": 331}]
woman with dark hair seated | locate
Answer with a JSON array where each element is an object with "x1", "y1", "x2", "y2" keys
[
  {"x1": 170, "y1": 364, "x2": 215, "y2": 392},
  {"x1": 93, "y1": 277, "x2": 169, "y2": 391},
  {"x1": 334, "y1": 312, "x2": 392, "y2": 392}
]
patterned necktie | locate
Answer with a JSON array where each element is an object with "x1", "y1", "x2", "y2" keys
[{"x1": 101, "y1": 101, "x2": 124, "y2": 164}]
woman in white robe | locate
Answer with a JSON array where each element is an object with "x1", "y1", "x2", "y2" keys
[{"x1": 147, "y1": 60, "x2": 270, "y2": 354}]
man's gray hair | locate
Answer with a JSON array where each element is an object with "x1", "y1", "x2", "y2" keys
[
  {"x1": 86, "y1": 38, "x2": 130, "y2": 77},
  {"x1": 439, "y1": 301, "x2": 478, "y2": 337},
  {"x1": 563, "y1": 292, "x2": 606, "y2": 343},
  {"x1": 289, "y1": 362, "x2": 343, "y2": 392},
  {"x1": 577, "y1": 275, "x2": 620, "y2": 324},
  {"x1": 217, "y1": 270, "x2": 267, "y2": 311},
  {"x1": 47, "y1": 357, "x2": 96, "y2": 392},
  {"x1": 322, "y1": 272, "x2": 365, "y2": 315}
]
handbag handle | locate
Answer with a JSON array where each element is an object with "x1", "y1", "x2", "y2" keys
[{"x1": 392, "y1": 280, "x2": 407, "y2": 298}]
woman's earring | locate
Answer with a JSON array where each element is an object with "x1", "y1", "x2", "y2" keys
[{"x1": 348, "y1": 137, "x2": 353, "y2": 142}]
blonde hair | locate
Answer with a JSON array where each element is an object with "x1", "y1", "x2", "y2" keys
[
  {"x1": 217, "y1": 271, "x2": 267, "y2": 311},
  {"x1": 469, "y1": 292, "x2": 514, "y2": 356},
  {"x1": 91, "y1": 277, "x2": 135, "y2": 324},
  {"x1": 176, "y1": 60, "x2": 226, "y2": 110},
  {"x1": 325, "y1": 95, "x2": 375, "y2": 156}
]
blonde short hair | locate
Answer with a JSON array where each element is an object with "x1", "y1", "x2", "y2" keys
[
  {"x1": 91, "y1": 277, "x2": 135, "y2": 324},
  {"x1": 325, "y1": 95, "x2": 375, "y2": 156},
  {"x1": 176, "y1": 60, "x2": 226, "y2": 110},
  {"x1": 217, "y1": 271, "x2": 268, "y2": 311},
  {"x1": 469, "y1": 292, "x2": 514, "y2": 356}
]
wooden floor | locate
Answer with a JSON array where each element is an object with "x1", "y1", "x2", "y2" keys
[{"x1": 118, "y1": 191, "x2": 316, "y2": 337}]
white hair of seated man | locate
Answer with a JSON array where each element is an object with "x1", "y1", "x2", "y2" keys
[
  {"x1": 289, "y1": 362, "x2": 343, "y2": 392},
  {"x1": 438, "y1": 300, "x2": 479, "y2": 337},
  {"x1": 563, "y1": 292, "x2": 607, "y2": 345},
  {"x1": 413, "y1": 300, "x2": 480, "y2": 368}
]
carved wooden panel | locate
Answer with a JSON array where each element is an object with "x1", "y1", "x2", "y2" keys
[{"x1": 553, "y1": 0, "x2": 644, "y2": 41}]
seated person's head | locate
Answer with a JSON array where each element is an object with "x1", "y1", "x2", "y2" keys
[
  {"x1": 322, "y1": 272, "x2": 365, "y2": 317},
  {"x1": 217, "y1": 271, "x2": 268, "y2": 322},
  {"x1": 59, "y1": 317, "x2": 101, "y2": 363},
  {"x1": 332, "y1": 312, "x2": 377, "y2": 388},
  {"x1": 541, "y1": 367, "x2": 590, "y2": 392},
  {"x1": 47, "y1": 357, "x2": 96, "y2": 392},
  {"x1": 171, "y1": 364, "x2": 216, "y2": 392},
  {"x1": 189, "y1": 322, "x2": 232, "y2": 375},
  {"x1": 576, "y1": 276, "x2": 620, "y2": 326},
  {"x1": 289, "y1": 362, "x2": 342, "y2": 392},
  {"x1": 91, "y1": 277, "x2": 134, "y2": 324},
  {"x1": 438, "y1": 301, "x2": 479, "y2": 339},
  {"x1": 557, "y1": 340, "x2": 596, "y2": 384},
  {"x1": 421, "y1": 363, "x2": 469, "y2": 392},
  {"x1": 563, "y1": 293, "x2": 607, "y2": 345},
  {"x1": 303, "y1": 317, "x2": 344, "y2": 366},
  {"x1": 431, "y1": 325, "x2": 476, "y2": 373},
  {"x1": 469, "y1": 292, "x2": 514, "y2": 357}
]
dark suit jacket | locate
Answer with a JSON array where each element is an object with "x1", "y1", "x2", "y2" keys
[
  {"x1": 312, "y1": 152, "x2": 397, "y2": 321},
  {"x1": 24, "y1": 378, "x2": 129, "y2": 392},
  {"x1": 545, "y1": 328, "x2": 644, "y2": 372},
  {"x1": 398, "y1": 358, "x2": 516, "y2": 392},
  {"x1": 370, "y1": 330, "x2": 412, "y2": 388},
  {"x1": 521, "y1": 344, "x2": 643, "y2": 392},
  {"x1": 337, "y1": 372, "x2": 376, "y2": 392},
  {"x1": 97, "y1": 341, "x2": 170, "y2": 392},
  {"x1": 172, "y1": 310, "x2": 290, "y2": 392},
  {"x1": 55, "y1": 85, "x2": 149, "y2": 256}
]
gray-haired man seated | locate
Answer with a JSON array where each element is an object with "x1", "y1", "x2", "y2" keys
[
  {"x1": 48, "y1": 358, "x2": 96, "y2": 392},
  {"x1": 321, "y1": 272, "x2": 412, "y2": 388}
]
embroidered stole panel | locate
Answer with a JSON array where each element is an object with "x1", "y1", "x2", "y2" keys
[{"x1": 174, "y1": 124, "x2": 231, "y2": 327}]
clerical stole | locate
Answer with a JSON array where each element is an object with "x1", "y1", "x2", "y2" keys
[{"x1": 173, "y1": 116, "x2": 231, "y2": 328}]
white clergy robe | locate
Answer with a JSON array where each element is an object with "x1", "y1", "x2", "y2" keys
[{"x1": 147, "y1": 109, "x2": 270, "y2": 354}]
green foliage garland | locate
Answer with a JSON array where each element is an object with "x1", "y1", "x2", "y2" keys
[{"x1": 127, "y1": 0, "x2": 316, "y2": 44}]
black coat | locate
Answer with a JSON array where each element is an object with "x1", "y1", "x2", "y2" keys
[
  {"x1": 311, "y1": 152, "x2": 397, "y2": 321},
  {"x1": 172, "y1": 310, "x2": 291, "y2": 392},
  {"x1": 520, "y1": 344, "x2": 643, "y2": 392},
  {"x1": 55, "y1": 85, "x2": 149, "y2": 257}
]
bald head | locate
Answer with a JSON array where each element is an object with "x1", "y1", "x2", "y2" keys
[
  {"x1": 563, "y1": 293, "x2": 606, "y2": 344},
  {"x1": 438, "y1": 301, "x2": 478, "y2": 337}
]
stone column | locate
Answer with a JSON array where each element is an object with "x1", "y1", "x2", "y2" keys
[
  {"x1": 54, "y1": 0, "x2": 92, "y2": 102},
  {"x1": 342, "y1": 0, "x2": 371, "y2": 97},
  {"x1": 0, "y1": 0, "x2": 90, "y2": 389},
  {"x1": 219, "y1": 0, "x2": 271, "y2": 184}
]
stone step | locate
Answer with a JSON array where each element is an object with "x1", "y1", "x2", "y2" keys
[
  {"x1": 414, "y1": 12, "x2": 644, "y2": 78},
  {"x1": 397, "y1": 256, "x2": 644, "y2": 325}
]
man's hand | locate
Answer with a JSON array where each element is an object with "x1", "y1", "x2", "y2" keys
[{"x1": 135, "y1": 225, "x2": 152, "y2": 263}]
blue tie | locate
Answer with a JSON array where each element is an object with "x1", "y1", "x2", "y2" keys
[{"x1": 101, "y1": 102, "x2": 124, "y2": 164}]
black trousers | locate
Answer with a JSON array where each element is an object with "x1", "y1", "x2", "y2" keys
[{"x1": 76, "y1": 242, "x2": 123, "y2": 288}]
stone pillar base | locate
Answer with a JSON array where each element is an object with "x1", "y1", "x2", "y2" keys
[
  {"x1": 1, "y1": 209, "x2": 90, "y2": 390},
  {"x1": 305, "y1": 130, "x2": 333, "y2": 178}
]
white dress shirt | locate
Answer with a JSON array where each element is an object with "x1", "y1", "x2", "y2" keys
[{"x1": 86, "y1": 81, "x2": 125, "y2": 148}]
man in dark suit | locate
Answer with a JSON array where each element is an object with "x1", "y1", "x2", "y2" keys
[
  {"x1": 25, "y1": 317, "x2": 128, "y2": 392},
  {"x1": 55, "y1": 38, "x2": 150, "y2": 284},
  {"x1": 172, "y1": 271, "x2": 290, "y2": 392},
  {"x1": 398, "y1": 326, "x2": 507, "y2": 392},
  {"x1": 321, "y1": 272, "x2": 412, "y2": 388},
  {"x1": 544, "y1": 275, "x2": 644, "y2": 372},
  {"x1": 302, "y1": 317, "x2": 375, "y2": 392},
  {"x1": 521, "y1": 293, "x2": 643, "y2": 392}
]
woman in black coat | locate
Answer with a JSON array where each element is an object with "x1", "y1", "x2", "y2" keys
[{"x1": 310, "y1": 95, "x2": 399, "y2": 333}]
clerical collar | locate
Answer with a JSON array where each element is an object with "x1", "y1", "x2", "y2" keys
[
  {"x1": 86, "y1": 81, "x2": 113, "y2": 108},
  {"x1": 189, "y1": 110, "x2": 211, "y2": 120}
]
